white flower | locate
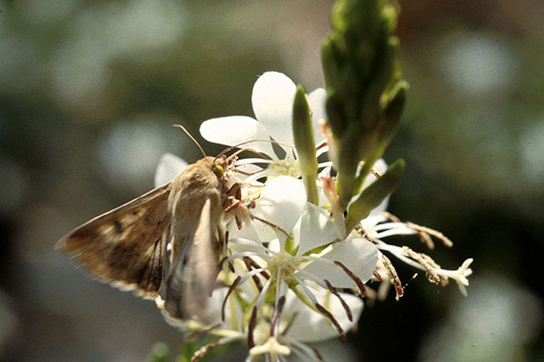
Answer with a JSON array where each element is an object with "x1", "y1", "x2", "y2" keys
[
  {"x1": 225, "y1": 176, "x2": 378, "y2": 342},
  {"x1": 199, "y1": 71, "x2": 328, "y2": 180}
]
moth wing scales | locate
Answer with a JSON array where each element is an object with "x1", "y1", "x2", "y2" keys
[{"x1": 56, "y1": 182, "x2": 172, "y2": 299}]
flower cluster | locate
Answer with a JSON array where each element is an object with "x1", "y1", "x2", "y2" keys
[{"x1": 155, "y1": 72, "x2": 473, "y2": 361}]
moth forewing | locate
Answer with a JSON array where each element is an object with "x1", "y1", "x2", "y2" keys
[
  {"x1": 162, "y1": 198, "x2": 223, "y2": 325},
  {"x1": 56, "y1": 182, "x2": 173, "y2": 299}
]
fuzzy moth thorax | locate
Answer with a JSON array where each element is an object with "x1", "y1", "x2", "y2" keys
[{"x1": 167, "y1": 157, "x2": 227, "y2": 238}]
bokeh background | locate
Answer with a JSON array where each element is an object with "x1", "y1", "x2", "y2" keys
[{"x1": 1, "y1": 0, "x2": 543, "y2": 361}]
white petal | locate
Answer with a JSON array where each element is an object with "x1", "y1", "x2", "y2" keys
[
  {"x1": 257, "y1": 176, "x2": 306, "y2": 236},
  {"x1": 283, "y1": 288, "x2": 363, "y2": 342},
  {"x1": 234, "y1": 161, "x2": 264, "y2": 174},
  {"x1": 154, "y1": 153, "x2": 188, "y2": 187},
  {"x1": 251, "y1": 72, "x2": 296, "y2": 146},
  {"x1": 200, "y1": 116, "x2": 275, "y2": 156},
  {"x1": 316, "y1": 144, "x2": 330, "y2": 158},
  {"x1": 267, "y1": 239, "x2": 281, "y2": 253},
  {"x1": 359, "y1": 158, "x2": 388, "y2": 189},
  {"x1": 301, "y1": 236, "x2": 378, "y2": 288},
  {"x1": 294, "y1": 203, "x2": 338, "y2": 256},
  {"x1": 226, "y1": 209, "x2": 276, "y2": 242},
  {"x1": 360, "y1": 214, "x2": 386, "y2": 230},
  {"x1": 370, "y1": 195, "x2": 390, "y2": 216},
  {"x1": 228, "y1": 237, "x2": 269, "y2": 255},
  {"x1": 232, "y1": 159, "x2": 269, "y2": 183},
  {"x1": 371, "y1": 158, "x2": 388, "y2": 175},
  {"x1": 308, "y1": 87, "x2": 327, "y2": 145}
]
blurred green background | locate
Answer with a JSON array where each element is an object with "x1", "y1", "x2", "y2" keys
[{"x1": 1, "y1": 0, "x2": 543, "y2": 361}]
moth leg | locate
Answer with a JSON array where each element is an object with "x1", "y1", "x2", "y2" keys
[
  {"x1": 222, "y1": 182, "x2": 251, "y2": 229},
  {"x1": 224, "y1": 184, "x2": 291, "y2": 238},
  {"x1": 224, "y1": 181, "x2": 263, "y2": 209},
  {"x1": 224, "y1": 181, "x2": 243, "y2": 199}
]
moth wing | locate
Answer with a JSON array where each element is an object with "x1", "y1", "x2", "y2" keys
[
  {"x1": 57, "y1": 182, "x2": 172, "y2": 299},
  {"x1": 162, "y1": 198, "x2": 221, "y2": 324}
]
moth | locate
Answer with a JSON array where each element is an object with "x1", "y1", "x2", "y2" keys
[{"x1": 57, "y1": 129, "x2": 248, "y2": 325}]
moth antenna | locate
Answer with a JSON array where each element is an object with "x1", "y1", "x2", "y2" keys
[
  {"x1": 216, "y1": 139, "x2": 294, "y2": 160},
  {"x1": 227, "y1": 147, "x2": 269, "y2": 163},
  {"x1": 173, "y1": 124, "x2": 207, "y2": 158}
]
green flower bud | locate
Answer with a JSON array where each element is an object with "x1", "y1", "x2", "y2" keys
[
  {"x1": 292, "y1": 86, "x2": 319, "y2": 205},
  {"x1": 345, "y1": 158, "x2": 405, "y2": 232}
]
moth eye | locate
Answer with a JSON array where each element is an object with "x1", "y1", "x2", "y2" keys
[{"x1": 213, "y1": 164, "x2": 224, "y2": 178}]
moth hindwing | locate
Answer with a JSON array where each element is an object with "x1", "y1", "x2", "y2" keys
[{"x1": 57, "y1": 155, "x2": 232, "y2": 323}]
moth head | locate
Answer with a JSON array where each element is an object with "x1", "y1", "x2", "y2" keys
[{"x1": 212, "y1": 155, "x2": 228, "y2": 179}]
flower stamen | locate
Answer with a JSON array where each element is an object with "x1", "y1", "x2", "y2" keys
[
  {"x1": 315, "y1": 303, "x2": 346, "y2": 342},
  {"x1": 313, "y1": 348, "x2": 325, "y2": 362},
  {"x1": 222, "y1": 276, "x2": 241, "y2": 321},
  {"x1": 380, "y1": 254, "x2": 404, "y2": 300},
  {"x1": 248, "y1": 306, "x2": 258, "y2": 349},
  {"x1": 402, "y1": 246, "x2": 442, "y2": 285},
  {"x1": 334, "y1": 260, "x2": 367, "y2": 297},
  {"x1": 270, "y1": 295, "x2": 286, "y2": 337},
  {"x1": 244, "y1": 257, "x2": 265, "y2": 291},
  {"x1": 406, "y1": 221, "x2": 454, "y2": 248},
  {"x1": 324, "y1": 279, "x2": 353, "y2": 322}
]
